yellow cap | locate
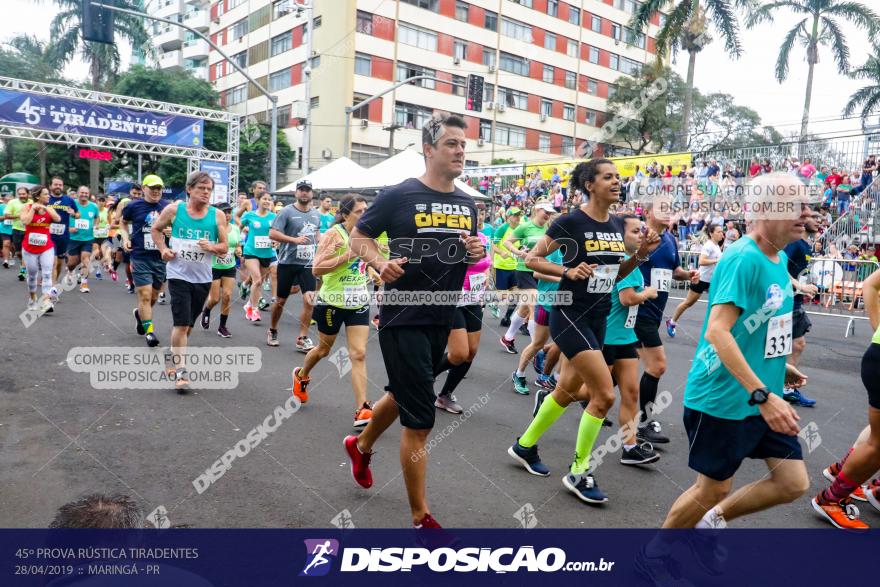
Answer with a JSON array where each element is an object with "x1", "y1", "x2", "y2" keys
[{"x1": 142, "y1": 174, "x2": 164, "y2": 188}]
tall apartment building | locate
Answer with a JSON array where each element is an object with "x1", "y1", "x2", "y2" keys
[
  {"x1": 208, "y1": 0, "x2": 664, "y2": 182},
  {"x1": 144, "y1": 0, "x2": 212, "y2": 80}
]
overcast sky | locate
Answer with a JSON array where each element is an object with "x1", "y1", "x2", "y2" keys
[{"x1": 5, "y1": 0, "x2": 875, "y2": 141}]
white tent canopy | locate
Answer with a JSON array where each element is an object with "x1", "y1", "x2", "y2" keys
[
  {"x1": 275, "y1": 156, "x2": 366, "y2": 192},
  {"x1": 352, "y1": 149, "x2": 489, "y2": 200}
]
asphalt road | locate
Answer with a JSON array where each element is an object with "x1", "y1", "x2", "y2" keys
[{"x1": 0, "y1": 269, "x2": 875, "y2": 530}]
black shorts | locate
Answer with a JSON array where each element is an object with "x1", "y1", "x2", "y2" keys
[
  {"x1": 67, "y1": 239, "x2": 93, "y2": 258},
  {"x1": 549, "y1": 307, "x2": 606, "y2": 359},
  {"x1": 212, "y1": 267, "x2": 237, "y2": 280},
  {"x1": 51, "y1": 235, "x2": 68, "y2": 258},
  {"x1": 313, "y1": 304, "x2": 370, "y2": 335},
  {"x1": 12, "y1": 230, "x2": 24, "y2": 252},
  {"x1": 243, "y1": 254, "x2": 273, "y2": 268},
  {"x1": 452, "y1": 304, "x2": 483, "y2": 332},
  {"x1": 690, "y1": 280, "x2": 711, "y2": 294},
  {"x1": 683, "y1": 407, "x2": 803, "y2": 481},
  {"x1": 634, "y1": 315, "x2": 663, "y2": 349},
  {"x1": 602, "y1": 342, "x2": 639, "y2": 366},
  {"x1": 792, "y1": 307, "x2": 811, "y2": 339},
  {"x1": 0, "y1": 232, "x2": 9, "y2": 242},
  {"x1": 494, "y1": 268, "x2": 516, "y2": 290},
  {"x1": 122, "y1": 250, "x2": 130, "y2": 263},
  {"x1": 378, "y1": 325, "x2": 449, "y2": 430},
  {"x1": 277, "y1": 263, "x2": 316, "y2": 299},
  {"x1": 94, "y1": 237, "x2": 106, "y2": 246},
  {"x1": 515, "y1": 270, "x2": 538, "y2": 290},
  {"x1": 168, "y1": 278, "x2": 211, "y2": 328},
  {"x1": 861, "y1": 344, "x2": 880, "y2": 410}
]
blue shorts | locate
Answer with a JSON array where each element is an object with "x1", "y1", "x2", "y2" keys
[
  {"x1": 494, "y1": 268, "x2": 516, "y2": 290},
  {"x1": 683, "y1": 407, "x2": 803, "y2": 481},
  {"x1": 131, "y1": 255, "x2": 167, "y2": 290},
  {"x1": 67, "y1": 239, "x2": 93, "y2": 258},
  {"x1": 51, "y1": 235, "x2": 69, "y2": 258}
]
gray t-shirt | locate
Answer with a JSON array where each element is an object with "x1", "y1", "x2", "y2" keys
[{"x1": 271, "y1": 204, "x2": 321, "y2": 265}]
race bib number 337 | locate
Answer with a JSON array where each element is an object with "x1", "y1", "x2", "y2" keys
[{"x1": 765, "y1": 312, "x2": 793, "y2": 359}]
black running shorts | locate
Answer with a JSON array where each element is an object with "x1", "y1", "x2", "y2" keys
[
  {"x1": 452, "y1": 304, "x2": 483, "y2": 332},
  {"x1": 861, "y1": 344, "x2": 880, "y2": 410},
  {"x1": 168, "y1": 278, "x2": 211, "y2": 328},
  {"x1": 313, "y1": 304, "x2": 369, "y2": 336},
  {"x1": 276, "y1": 263, "x2": 316, "y2": 299},
  {"x1": 549, "y1": 307, "x2": 606, "y2": 359}
]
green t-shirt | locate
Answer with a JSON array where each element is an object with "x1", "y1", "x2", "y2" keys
[
  {"x1": 377, "y1": 231, "x2": 390, "y2": 260},
  {"x1": 605, "y1": 256, "x2": 642, "y2": 346},
  {"x1": 511, "y1": 220, "x2": 547, "y2": 271},
  {"x1": 6, "y1": 198, "x2": 30, "y2": 232},
  {"x1": 241, "y1": 210, "x2": 276, "y2": 258},
  {"x1": 492, "y1": 223, "x2": 518, "y2": 271},
  {"x1": 70, "y1": 201, "x2": 100, "y2": 241},
  {"x1": 873, "y1": 322, "x2": 880, "y2": 346},
  {"x1": 213, "y1": 224, "x2": 241, "y2": 269},
  {"x1": 537, "y1": 249, "x2": 563, "y2": 312},
  {"x1": 684, "y1": 237, "x2": 794, "y2": 420}
]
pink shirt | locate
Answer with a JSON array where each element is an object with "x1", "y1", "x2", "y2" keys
[
  {"x1": 460, "y1": 232, "x2": 491, "y2": 306},
  {"x1": 800, "y1": 164, "x2": 816, "y2": 178}
]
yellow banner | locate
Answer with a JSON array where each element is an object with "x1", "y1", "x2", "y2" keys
[{"x1": 525, "y1": 152, "x2": 693, "y2": 188}]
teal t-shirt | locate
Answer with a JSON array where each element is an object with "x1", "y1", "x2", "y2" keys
[
  {"x1": 605, "y1": 256, "x2": 642, "y2": 346},
  {"x1": 537, "y1": 249, "x2": 563, "y2": 312},
  {"x1": 319, "y1": 212, "x2": 335, "y2": 233},
  {"x1": 684, "y1": 236, "x2": 794, "y2": 420},
  {"x1": 241, "y1": 210, "x2": 277, "y2": 258},
  {"x1": 511, "y1": 220, "x2": 547, "y2": 271},
  {"x1": 480, "y1": 224, "x2": 494, "y2": 248},
  {"x1": 70, "y1": 201, "x2": 100, "y2": 241},
  {"x1": 0, "y1": 203, "x2": 11, "y2": 235}
]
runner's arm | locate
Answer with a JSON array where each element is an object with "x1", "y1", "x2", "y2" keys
[
  {"x1": 704, "y1": 303, "x2": 764, "y2": 392},
  {"x1": 46, "y1": 207, "x2": 61, "y2": 222},
  {"x1": 312, "y1": 228, "x2": 352, "y2": 276},
  {"x1": 864, "y1": 269, "x2": 880, "y2": 331},
  {"x1": 698, "y1": 252, "x2": 718, "y2": 266},
  {"x1": 209, "y1": 209, "x2": 228, "y2": 256},
  {"x1": 20, "y1": 204, "x2": 36, "y2": 224},
  {"x1": 349, "y1": 227, "x2": 384, "y2": 271},
  {"x1": 532, "y1": 271, "x2": 560, "y2": 282},
  {"x1": 525, "y1": 235, "x2": 565, "y2": 277},
  {"x1": 619, "y1": 286, "x2": 657, "y2": 306}
]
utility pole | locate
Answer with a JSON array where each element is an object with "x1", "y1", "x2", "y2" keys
[
  {"x1": 301, "y1": 1, "x2": 314, "y2": 176},
  {"x1": 384, "y1": 124, "x2": 403, "y2": 157}
]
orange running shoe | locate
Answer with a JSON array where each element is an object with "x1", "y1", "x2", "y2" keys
[
  {"x1": 811, "y1": 496, "x2": 869, "y2": 531},
  {"x1": 292, "y1": 367, "x2": 310, "y2": 404},
  {"x1": 353, "y1": 402, "x2": 372, "y2": 427},
  {"x1": 822, "y1": 463, "x2": 868, "y2": 501}
]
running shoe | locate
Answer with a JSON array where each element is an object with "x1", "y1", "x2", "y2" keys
[
  {"x1": 145, "y1": 332, "x2": 159, "y2": 348},
  {"x1": 296, "y1": 336, "x2": 314, "y2": 353},
  {"x1": 175, "y1": 370, "x2": 190, "y2": 394},
  {"x1": 250, "y1": 309, "x2": 262, "y2": 322},
  {"x1": 499, "y1": 316, "x2": 511, "y2": 328},
  {"x1": 127, "y1": 283, "x2": 135, "y2": 294},
  {"x1": 217, "y1": 325, "x2": 232, "y2": 338},
  {"x1": 634, "y1": 547, "x2": 691, "y2": 587},
  {"x1": 811, "y1": 496, "x2": 868, "y2": 531},
  {"x1": 866, "y1": 484, "x2": 880, "y2": 513},
  {"x1": 621, "y1": 442, "x2": 661, "y2": 466},
  {"x1": 1, "y1": 259, "x2": 7, "y2": 268},
  {"x1": 666, "y1": 318, "x2": 677, "y2": 338},
  {"x1": 489, "y1": 303, "x2": 500, "y2": 318},
  {"x1": 244, "y1": 303, "x2": 253, "y2": 321},
  {"x1": 413, "y1": 513, "x2": 442, "y2": 529},
  {"x1": 18, "y1": 267, "x2": 25, "y2": 281},
  {"x1": 507, "y1": 440, "x2": 550, "y2": 476},
  {"x1": 263, "y1": 280, "x2": 270, "y2": 291},
  {"x1": 110, "y1": 269, "x2": 117, "y2": 281},
  {"x1": 500, "y1": 336, "x2": 518, "y2": 354},
  {"x1": 518, "y1": 323, "x2": 530, "y2": 336},
  {"x1": 95, "y1": 270, "x2": 102, "y2": 280},
  {"x1": 239, "y1": 282, "x2": 250, "y2": 300},
  {"x1": 343, "y1": 435, "x2": 373, "y2": 488},
  {"x1": 562, "y1": 471, "x2": 608, "y2": 504},
  {"x1": 535, "y1": 375, "x2": 555, "y2": 391},
  {"x1": 532, "y1": 388, "x2": 549, "y2": 417},
  {"x1": 267, "y1": 329, "x2": 280, "y2": 347},
  {"x1": 512, "y1": 372, "x2": 529, "y2": 395},
  {"x1": 637, "y1": 420, "x2": 670, "y2": 444},
  {"x1": 200, "y1": 310, "x2": 210, "y2": 330},
  {"x1": 40, "y1": 299, "x2": 54, "y2": 314},
  {"x1": 158, "y1": 292, "x2": 167, "y2": 305},
  {"x1": 79, "y1": 280, "x2": 90, "y2": 293},
  {"x1": 133, "y1": 308, "x2": 145, "y2": 335},
  {"x1": 533, "y1": 349, "x2": 546, "y2": 375},
  {"x1": 434, "y1": 394, "x2": 463, "y2": 414},
  {"x1": 292, "y1": 367, "x2": 310, "y2": 404},
  {"x1": 822, "y1": 463, "x2": 870, "y2": 501},
  {"x1": 49, "y1": 286, "x2": 59, "y2": 302},
  {"x1": 783, "y1": 388, "x2": 816, "y2": 407},
  {"x1": 258, "y1": 297, "x2": 270, "y2": 311},
  {"x1": 547, "y1": 374, "x2": 558, "y2": 389},
  {"x1": 353, "y1": 402, "x2": 373, "y2": 427}
]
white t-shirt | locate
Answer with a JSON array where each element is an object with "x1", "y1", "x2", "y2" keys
[{"x1": 699, "y1": 240, "x2": 722, "y2": 283}]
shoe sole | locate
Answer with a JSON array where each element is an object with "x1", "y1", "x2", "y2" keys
[
  {"x1": 267, "y1": 341, "x2": 280, "y2": 347},
  {"x1": 133, "y1": 308, "x2": 144, "y2": 336},
  {"x1": 146, "y1": 338, "x2": 160, "y2": 348},
  {"x1": 811, "y1": 497, "x2": 867, "y2": 531},
  {"x1": 637, "y1": 432, "x2": 670, "y2": 445},
  {"x1": 500, "y1": 338, "x2": 517, "y2": 354},
  {"x1": 353, "y1": 419, "x2": 370, "y2": 427},
  {"x1": 217, "y1": 332, "x2": 231, "y2": 338},
  {"x1": 533, "y1": 390, "x2": 548, "y2": 417},
  {"x1": 512, "y1": 374, "x2": 529, "y2": 395},
  {"x1": 866, "y1": 489, "x2": 880, "y2": 513},
  {"x1": 620, "y1": 454, "x2": 661, "y2": 466},
  {"x1": 506, "y1": 445, "x2": 550, "y2": 477},
  {"x1": 562, "y1": 475, "x2": 608, "y2": 504},
  {"x1": 344, "y1": 437, "x2": 372, "y2": 489}
]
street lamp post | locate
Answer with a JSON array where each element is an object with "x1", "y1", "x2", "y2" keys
[{"x1": 300, "y1": 1, "x2": 314, "y2": 176}]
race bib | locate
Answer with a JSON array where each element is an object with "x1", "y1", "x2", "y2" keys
[
  {"x1": 468, "y1": 272, "x2": 487, "y2": 294},
  {"x1": 343, "y1": 285, "x2": 369, "y2": 307},
  {"x1": 254, "y1": 235, "x2": 271, "y2": 249},
  {"x1": 3, "y1": 219, "x2": 12, "y2": 226},
  {"x1": 74, "y1": 219, "x2": 90, "y2": 230},
  {"x1": 764, "y1": 312, "x2": 793, "y2": 359},
  {"x1": 174, "y1": 238, "x2": 210, "y2": 264},
  {"x1": 215, "y1": 253, "x2": 234, "y2": 266},
  {"x1": 651, "y1": 268, "x2": 672, "y2": 292},
  {"x1": 296, "y1": 244, "x2": 315, "y2": 261},
  {"x1": 144, "y1": 233, "x2": 157, "y2": 251},
  {"x1": 93, "y1": 227, "x2": 109, "y2": 238},
  {"x1": 27, "y1": 232, "x2": 48, "y2": 247},
  {"x1": 624, "y1": 304, "x2": 638, "y2": 329},
  {"x1": 586, "y1": 264, "x2": 618, "y2": 294},
  {"x1": 50, "y1": 223, "x2": 65, "y2": 235}
]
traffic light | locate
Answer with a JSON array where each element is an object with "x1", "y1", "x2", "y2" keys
[
  {"x1": 82, "y1": 0, "x2": 115, "y2": 45},
  {"x1": 466, "y1": 74, "x2": 484, "y2": 112}
]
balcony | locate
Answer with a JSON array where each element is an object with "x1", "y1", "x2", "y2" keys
[
  {"x1": 154, "y1": 25, "x2": 184, "y2": 50},
  {"x1": 182, "y1": 8, "x2": 209, "y2": 31},
  {"x1": 155, "y1": 0, "x2": 183, "y2": 19},
  {"x1": 158, "y1": 50, "x2": 183, "y2": 70},
  {"x1": 190, "y1": 65, "x2": 209, "y2": 81},
  {"x1": 182, "y1": 38, "x2": 210, "y2": 60}
]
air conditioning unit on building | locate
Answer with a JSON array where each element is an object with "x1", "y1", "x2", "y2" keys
[
  {"x1": 477, "y1": 138, "x2": 485, "y2": 147},
  {"x1": 497, "y1": 103, "x2": 506, "y2": 112},
  {"x1": 360, "y1": 118, "x2": 369, "y2": 128},
  {"x1": 540, "y1": 113, "x2": 547, "y2": 122},
  {"x1": 488, "y1": 64, "x2": 496, "y2": 73},
  {"x1": 614, "y1": 39, "x2": 620, "y2": 45},
  {"x1": 486, "y1": 102, "x2": 494, "y2": 110},
  {"x1": 453, "y1": 56, "x2": 461, "y2": 65}
]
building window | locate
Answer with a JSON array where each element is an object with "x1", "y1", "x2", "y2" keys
[
  {"x1": 454, "y1": 38, "x2": 467, "y2": 60},
  {"x1": 310, "y1": 55, "x2": 320, "y2": 68},
  {"x1": 588, "y1": 46, "x2": 599, "y2": 63},
  {"x1": 563, "y1": 103, "x2": 575, "y2": 121},
  {"x1": 395, "y1": 102, "x2": 433, "y2": 129},
  {"x1": 568, "y1": 5, "x2": 580, "y2": 25},
  {"x1": 397, "y1": 62, "x2": 436, "y2": 89},
  {"x1": 310, "y1": 96, "x2": 319, "y2": 109},
  {"x1": 542, "y1": 64, "x2": 554, "y2": 84},
  {"x1": 501, "y1": 17, "x2": 532, "y2": 42},
  {"x1": 608, "y1": 84, "x2": 617, "y2": 97},
  {"x1": 591, "y1": 15, "x2": 602, "y2": 32},
  {"x1": 356, "y1": 10, "x2": 373, "y2": 34},
  {"x1": 270, "y1": 31, "x2": 292, "y2": 56},
  {"x1": 587, "y1": 79, "x2": 598, "y2": 94},
  {"x1": 269, "y1": 68, "x2": 291, "y2": 91},
  {"x1": 544, "y1": 32, "x2": 556, "y2": 51},
  {"x1": 564, "y1": 70, "x2": 576, "y2": 89},
  {"x1": 539, "y1": 133, "x2": 550, "y2": 152},
  {"x1": 399, "y1": 23, "x2": 438, "y2": 51},
  {"x1": 499, "y1": 51, "x2": 528, "y2": 76},
  {"x1": 354, "y1": 52, "x2": 371, "y2": 76},
  {"x1": 482, "y1": 48, "x2": 496, "y2": 67},
  {"x1": 226, "y1": 84, "x2": 247, "y2": 105},
  {"x1": 611, "y1": 23, "x2": 621, "y2": 40},
  {"x1": 566, "y1": 39, "x2": 578, "y2": 57},
  {"x1": 614, "y1": 0, "x2": 639, "y2": 13},
  {"x1": 452, "y1": 74, "x2": 466, "y2": 96},
  {"x1": 659, "y1": 13, "x2": 667, "y2": 27},
  {"x1": 585, "y1": 109, "x2": 597, "y2": 125},
  {"x1": 620, "y1": 56, "x2": 641, "y2": 75},
  {"x1": 624, "y1": 27, "x2": 646, "y2": 48},
  {"x1": 547, "y1": 0, "x2": 558, "y2": 17},
  {"x1": 610, "y1": 53, "x2": 620, "y2": 70},
  {"x1": 484, "y1": 82, "x2": 495, "y2": 102},
  {"x1": 455, "y1": 0, "x2": 468, "y2": 21},
  {"x1": 541, "y1": 99, "x2": 552, "y2": 117},
  {"x1": 228, "y1": 0, "x2": 245, "y2": 8},
  {"x1": 231, "y1": 50, "x2": 247, "y2": 69},
  {"x1": 495, "y1": 123, "x2": 525, "y2": 148},
  {"x1": 497, "y1": 86, "x2": 528, "y2": 110},
  {"x1": 562, "y1": 136, "x2": 574, "y2": 156},
  {"x1": 480, "y1": 120, "x2": 492, "y2": 142},
  {"x1": 276, "y1": 104, "x2": 291, "y2": 128},
  {"x1": 484, "y1": 9, "x2": 498, "y2": 31},
  {"x1": 231, "y1": 18, "x2": 248, "y2": 39},
  {"x1": 401, "y1": 0, "x2": 439, "y2": 10},
  {"x1": 272, "y1": 0, "x2": 291, "y2": 20},
  {"x1": 510, "y1": 0, "x2": 533, "y2": 7}
]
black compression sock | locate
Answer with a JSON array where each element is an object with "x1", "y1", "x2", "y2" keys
[
  {"x1": 220, "y1": 314, "x2": 228, "y2": 327},
  {"x1": 639, "y1": 373, "x2": 660, "y2": 424},
  {"x1": 434, "y1": 353, "x2": 452, "y2": 377},
  {"x1": 440, "y1": 360, "x2": 472, "y2": 397},
  {"x1": 504, "y1": 305, "x2": 516, "y2": 320}
]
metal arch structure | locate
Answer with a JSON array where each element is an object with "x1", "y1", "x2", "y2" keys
[{"x1": 0, "y1": 76, "x2": 240, "y2": 202}]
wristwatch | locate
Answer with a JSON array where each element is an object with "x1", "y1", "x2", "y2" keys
[
  {"x1": 748, "y1": 387, "x2": 770, "y2": 406},
  {"x1": 562, "y1": 267, "x2": 570, "y2": 278}
]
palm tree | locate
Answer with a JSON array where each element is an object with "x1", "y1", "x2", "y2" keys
[
  {"x1": 843, "y1": 43, "x2": 880, "y2": 123},
  {"x1": 632, "y1": 0, "x2": 751, "y2": 150},
  {"x1": 746, "y1": 0, "x2": 879, "y2": 146}
]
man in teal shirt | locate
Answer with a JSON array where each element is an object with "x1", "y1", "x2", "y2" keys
[
  {"x1": 68, "y1": 186, "x2": 100, "y2": 293},
  {"x1": 317, "y1": 195, "x2": 335, "y2": 234}
]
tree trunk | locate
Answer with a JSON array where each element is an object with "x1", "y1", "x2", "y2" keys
[
  {"x1": 89, "y1": 56, "x2": 102, "y2": 194},
  {"x1": 681, "y1": 48, "x2": 698, "y2": 150},
  {"x1": 38, "y1": 141, "x2": 47, "y2": 185},
  {"x1": 799, "y1": 14, "x2": 821, "y2": 157},
  {"x1": 2, "y1": 138, "x2": 12, "y2": 175}
]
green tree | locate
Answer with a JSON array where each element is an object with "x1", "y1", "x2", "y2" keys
[
  {"x1": 746, "y1": 0, "x2": 879, "y2": 143},
  {"x1": 605, "y1": 66, "x2": 685, "y2": 154},
  {"x1": 843, "y1": 42, "x2": 880, "y2": 123},
  {"x1": 631, "y1": 0, "x2": 750, "y2": 149},
  {"x1": 238, "y1": 122, "x2": 293, "y2": 192},
  {"x1": 491, "y1": 158, "x2": 517, "y2": 165}
]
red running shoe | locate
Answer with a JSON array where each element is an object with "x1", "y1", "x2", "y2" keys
[{"x1": 344, "y1": 435, "x2": 373, "y2": 489}]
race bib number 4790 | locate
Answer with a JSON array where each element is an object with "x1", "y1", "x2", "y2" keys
[{"x1": 586, "y1": 264, "x2": 618, "y2": 294}]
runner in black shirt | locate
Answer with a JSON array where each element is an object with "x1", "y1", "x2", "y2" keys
[
  {"x1": 343, "y1": 115, "x2": 484, "y2": 529},
  {"x1": 507, "y1": 158, "x2": 659, "y2": 505}
]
